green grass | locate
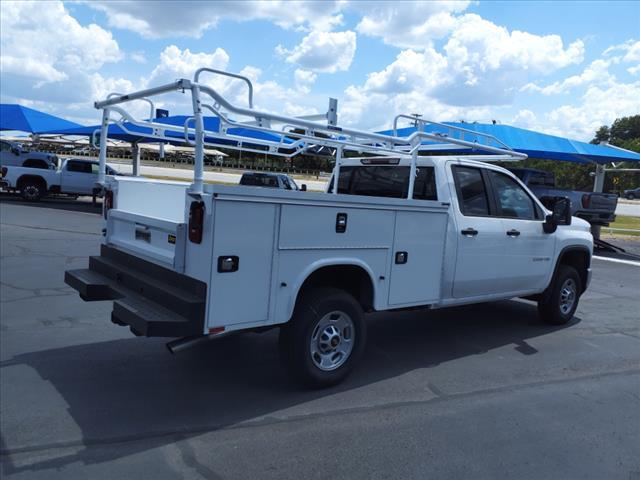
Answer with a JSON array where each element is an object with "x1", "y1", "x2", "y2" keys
[{"x1": 604, "y1": 215, "x2": 640, "y2": 237}]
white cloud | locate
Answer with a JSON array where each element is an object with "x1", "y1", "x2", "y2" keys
[
  {"x1": 545, "y1": 81, "x2": 640, "y2": 140},
  {"x1": 148, "y1": 45, "x2": 230, "y2": 86},
  {"x1": 628, "y1": 64, "x2": 640, "y2": 76},
  {"x1": 276, "y1": 30, "x2": 356, "y2": 73},
  {"x1": 124, "y1": 46, "x2": 320, "y2": 120},
  {"x1": 604, "y1": 39, "x2": 640, "y2": 62},
  {"x1": 361, "y1": 49, "x2": 447, "y2": 94},
  {"x1": 512, "y1": 109, "x2": 537, "y2": 129},
  {"x1": 354, "y1": 1, "x2": 470, "y2": 49},
  {"x1": 0, "y1": 1, "x2": 121, "y2": 85},
  {"x1": 338, "y1": 10, "x2": 587, "y2": 130},
  {"x1": 443, "y1": 14, "x2": 584, "y2": 77},
  {"x1": 294, "y1": 69, "x2": 318, "y2": 93},
  {"x1": 0, "y1": 0, "x2": 126, "y2": 125},
  {"x1": 130, "y1": 51, "x2": 147, "y2": 64},
  {"x1": 623, "y1": 41, "x2": 640, "y2": 62},
  {"x1": 521, "y1": 58, "x2": 617, "y2": 95},
  {"x1": 90, "y1": 1, "x2": 344, "y2": 38}
]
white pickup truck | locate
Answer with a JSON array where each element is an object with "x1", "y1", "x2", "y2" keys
[
  {"x1": 64, "y1": 70, "x2": 593, "y2": 388},
  {"x1": 1, "y1": 157, "x2": 118, "y2": 201}
]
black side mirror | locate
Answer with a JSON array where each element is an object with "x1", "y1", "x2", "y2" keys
[
  {"x1": 300, "y1": 184, "x2": 307, "y2": 192},
  {"x1": 11, "y1": 147, "x2": 20, "y2": 155},
  {"x1": 542, "y1": 196, "x2": 572, "y2": 234}
]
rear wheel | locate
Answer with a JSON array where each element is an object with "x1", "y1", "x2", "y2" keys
[
  {"x1": 20, "y1": 180, "x2": 44, "y2": 201},
  {"x1": 538, "y1": 265, "x2": 581, "y2": 325},
  {"x1": 279, "y1": 287, "x2": 366, "y2": 388}
]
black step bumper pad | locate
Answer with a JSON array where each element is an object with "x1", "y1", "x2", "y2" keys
[{"x1": 65, "y1": 245, "x2": 206, "y2": 338}]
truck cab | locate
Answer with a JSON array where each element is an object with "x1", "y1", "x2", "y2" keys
[{"x1": 329, "y1": 157, "x2": 592, "y2": 302}]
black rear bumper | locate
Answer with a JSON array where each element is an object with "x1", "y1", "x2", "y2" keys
[
  {"x1": 575, "y1": 211, "x2": 616, "y2": 226},
  {"x1": 65, "y1": 245, "x2": 206, "y2": 337}
]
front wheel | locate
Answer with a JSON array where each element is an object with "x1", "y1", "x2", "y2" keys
[
  {"x1": 279, "y1": 287, "x2": 366, "y2": 388},
  {"x1": 538, "y1": 265, "x2": 582, "y2": 325}
]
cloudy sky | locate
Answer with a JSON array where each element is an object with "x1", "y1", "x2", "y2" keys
[{"x1": 1, "y1": 0, "x2": 638, "y2": 141}]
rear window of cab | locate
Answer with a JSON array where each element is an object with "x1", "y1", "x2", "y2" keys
[{"x1": 328, "y1": 165, "x2": 437, "y2": 201}]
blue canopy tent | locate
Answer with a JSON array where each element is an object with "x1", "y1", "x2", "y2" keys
[
  {"x1": 41, "y1": 114, "x2": 294, "y2": 147},
  {"x1": 40, "y1": 114, "x2": 296, "y2": 176},
  {"x1": 377, "y1": 122, "x2": 640, "y2": 165},
  {"x1": 0, "y1": 104, "x2": 82, "y2": 133}
]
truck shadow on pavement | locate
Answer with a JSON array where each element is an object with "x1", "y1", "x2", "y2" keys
[{"x1": 1, "y1": 300, "x2": 579, "y2": 475}]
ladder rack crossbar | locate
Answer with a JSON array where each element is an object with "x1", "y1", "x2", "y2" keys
[{"x1": 393, "y1": 114, "x2": 513, "y2": 151}]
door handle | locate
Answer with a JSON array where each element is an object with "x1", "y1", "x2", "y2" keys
[
  {"x1": 506, "y1": 229, "x2": 521, "y2": 237},
  {"x1": 460, "y1": 228, "x2": 478, "y2": 237}
]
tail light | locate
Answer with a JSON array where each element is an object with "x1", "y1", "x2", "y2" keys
[
  {"x1": 1, "y1": 167, "x2": 7, "y2": 178},
  {"x1": 581, "y1": 194, "x2": 590, "y2": 209},
  {"x1": 188, "y1": 201, "x2": 205, "y2": 244},
  {"x1": 103, "y1": 189, "x2": 113, "y2": 219}
]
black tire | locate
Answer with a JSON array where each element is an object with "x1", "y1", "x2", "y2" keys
[
  {"x1": 279, "y1": 287, "x2": 366, "y2": 388},
  {"x1": 627, "y1": 193, "x2": 635, "y2": 200},
  {"x1": 20, "y1": 180, "x2": 44, "y2": 202},
  {"x1": 538, "y1": 265, "x2": 581, "y2": 325}
]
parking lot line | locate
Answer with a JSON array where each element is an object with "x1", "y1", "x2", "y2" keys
[{"x1": 593, "y1": 255, "x2": 640, "y2": 267}]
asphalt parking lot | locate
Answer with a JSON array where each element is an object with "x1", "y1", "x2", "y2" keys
[{"x1": 1, "y1": 198, "x2": 639, "y2": 480}]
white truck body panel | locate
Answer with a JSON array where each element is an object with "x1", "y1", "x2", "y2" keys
[
  {"x1": 100, "y1": 153, "x2": 593, "y2": 337},
  {"x1": 102, "y1": 176, "x2": 453, "y2": 333}
]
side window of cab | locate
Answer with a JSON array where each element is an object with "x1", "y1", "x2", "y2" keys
[
  {"x1": 487, "y1": 170, "x2": 542, "y2": 220},
  {"x1": 452, "y1": 166, "x2": 490, "y2": 216}
]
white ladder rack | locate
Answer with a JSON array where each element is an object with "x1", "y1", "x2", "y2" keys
[{"x1": 94, "y1": 68, "x2": 527, "y2": 197}]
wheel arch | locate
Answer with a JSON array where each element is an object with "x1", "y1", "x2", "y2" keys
[
  {"x1": 553, "y1": 246, "x2": 591, "y2": 293},
  {"x1": 289, "y1": 259, "x2": 377, "y2": 320},
  {"x1": 17, "y1": 174, "x2": 47, "y2": 191}
]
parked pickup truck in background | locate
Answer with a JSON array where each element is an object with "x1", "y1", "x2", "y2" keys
[
  {"x1": 240, "y1": 171, "x2": 306, "y2": 191},
  {"x1": 623, "y1": 187, "x2": 640, "y2": 199},
  {"x1": 1, "y1": 158, "x2": 118, "y2": 201},
  {"x1": 0, "y1": 139, "x2": 59, "y2": 169},
  {"x1": 507, "y1": 167, "x2": 618, "y2": 226}
]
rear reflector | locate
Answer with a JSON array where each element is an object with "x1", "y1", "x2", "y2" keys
[
  {"x1": 209, "y1": 326, "x2": 225, "y2": 335},
  {"x1": 581, "y1": 194, "x2": 590, "y2": 209},
  {"x1": 103, "y1": 189, "x2": 113, "y2": 219},
  {"x1": 188, "y1": 201, "x2": 205, "y2": 244}
]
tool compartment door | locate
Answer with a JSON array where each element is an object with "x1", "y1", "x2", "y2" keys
[
  {"x1": 388, "y1": 210, "x2": 448, "y2": 306},
  {"x1": 209, "y1": 200, "x2": 277, "y2": 327}
]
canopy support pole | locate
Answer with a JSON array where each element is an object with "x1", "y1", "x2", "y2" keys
[
  {"x1": 97, "y1": 108, "x2": 110, "y2": 186},
  {"x1": 131, "y1": 141, "x2": 140, "y2": 176},
  {"x1": 593, "y1": 164, "x2": 605, "y2": 193}
]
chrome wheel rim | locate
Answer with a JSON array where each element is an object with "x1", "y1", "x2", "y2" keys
[
  {"x1": 559, "y1": 278, "x2": 577, "y2": 315},
  {"x1": 310, "y1": 311, "x2": 355, "y2": 371}
]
